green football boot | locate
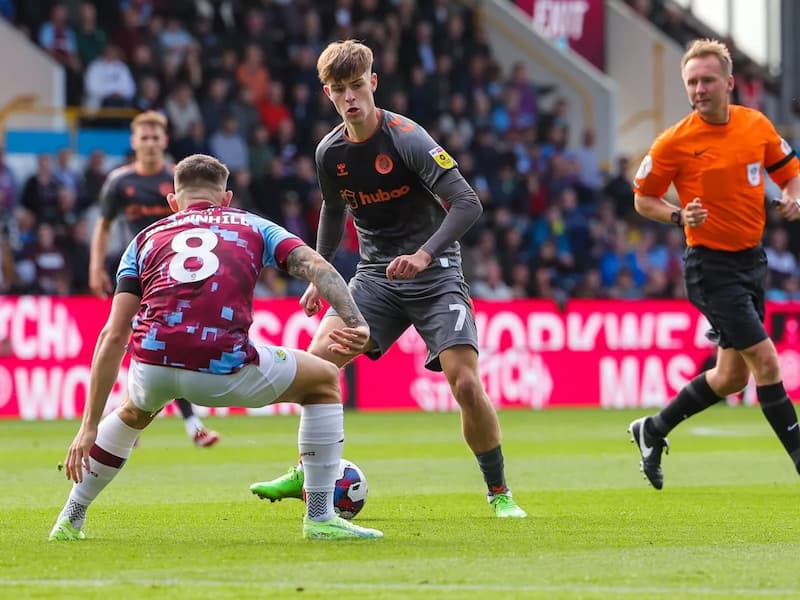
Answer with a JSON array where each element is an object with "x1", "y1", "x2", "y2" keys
[
  {"x1": 489, "y1": 493, "x2": 528, "y2": 518},
  {"x1": 48, "y1": 517, "x2": 86, "y2": 541},
  {"x1": 249, "y1": 465, "x2": 304, "y2": 502},
  {"x1": 303, "y1": 515, "x2": 383, "y2": 540}
]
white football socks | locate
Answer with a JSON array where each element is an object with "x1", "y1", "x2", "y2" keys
[
  {"x1": 59, "y1": 411, "x2": 141, "y2": 528},
  {"x1": 183, "y1": 415, "x2": 204, "y2": 437},
  {"x1": 298, "y1": 403, "x2": 344, "y2": 522}
]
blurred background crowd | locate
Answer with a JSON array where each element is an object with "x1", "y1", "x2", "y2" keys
[{"x1": 0, "y1": 0, "x2": 798, "y2": 304}]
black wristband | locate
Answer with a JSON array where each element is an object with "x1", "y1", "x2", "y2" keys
[{"x1": 670, "y1": 209, "x2": 683, "y2": 227}]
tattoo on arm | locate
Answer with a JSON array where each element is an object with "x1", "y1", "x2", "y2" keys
[{"x1": 286, "y1": 246, "x2": 366, "y2": 328}]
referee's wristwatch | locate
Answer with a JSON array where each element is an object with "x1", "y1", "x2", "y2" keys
[{"x1": 670, "y1": 209, "x2": 683, "y2": 227}]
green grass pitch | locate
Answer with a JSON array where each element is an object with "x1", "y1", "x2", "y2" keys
[{"x1": 3, "y1": 406, "x2": 800, "y2": 599}]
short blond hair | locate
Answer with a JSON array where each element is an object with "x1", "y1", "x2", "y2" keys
[
  {"x1": 131, "y1": 110, "x2": 168, "y2": 132},
  {"x1": 174, "y1": 154, "x2": 229, "y2": 192},
  {"x1": 317, "y1": 40, "x2": 373, "y2": 84},
  {"x1": 681, "y1": 39, "x2": 733, "y2": 77}
]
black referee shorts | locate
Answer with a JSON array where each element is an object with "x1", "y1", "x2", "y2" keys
[{"x1": 684, "y1": 245, "x2": 768, "y2": 350}]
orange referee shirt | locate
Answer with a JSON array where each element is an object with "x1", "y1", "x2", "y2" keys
[{"x1": 634, "y1": 104, "x2": 799, "y2": 251}]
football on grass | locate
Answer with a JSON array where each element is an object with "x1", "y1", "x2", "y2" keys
[{"x1": 334, "y1": 459, "x2": 368, "y2": 519}]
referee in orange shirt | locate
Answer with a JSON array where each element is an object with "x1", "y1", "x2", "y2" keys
[{"x1": 629, "y1": 39, "x2": 800, "y2": 489}]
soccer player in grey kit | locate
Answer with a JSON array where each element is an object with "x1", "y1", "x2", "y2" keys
[{"x1": 250, "y1": 40, "x2": 527, "y2": 518}]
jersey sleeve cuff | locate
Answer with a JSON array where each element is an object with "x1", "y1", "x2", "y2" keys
[
  {"x1": 116, "y1": 276, "x2": 142, "y2": 297},
  {"x1": 275, "y1": 237, "x2": 307, "y2": 271}
]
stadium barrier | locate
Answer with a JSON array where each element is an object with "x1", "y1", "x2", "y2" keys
[{"x1": 2, "y1": 296, "x2": 800, "y2": 419}]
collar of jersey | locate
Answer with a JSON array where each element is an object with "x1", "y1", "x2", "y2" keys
[{"x1": 185, "y1": 201, "x2": 216, "y2": 210}]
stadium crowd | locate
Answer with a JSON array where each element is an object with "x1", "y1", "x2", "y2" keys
[{"x1": 0, "y1": 0, "x2": 798, "y2": 304}]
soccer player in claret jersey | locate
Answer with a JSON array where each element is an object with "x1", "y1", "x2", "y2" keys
[
  {"x1": 630, "y1": 38, "x2": 800, "y2": 489},
  {"x1": 89, "y1": 111, "x2": 219, "y2": 447},
  {"x1": 49, "y1": 154, "x2": 382, "y2": 541},
  {"x1": 250, "y1": 40, "x2": 526, "y2": 518}
]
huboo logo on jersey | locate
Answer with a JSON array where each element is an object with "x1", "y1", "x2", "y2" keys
[
  {"x1": 428, "y1": 146, "x2": 454, "y2": 169},
  {"x1": 340, "y1": 186, "x2": 411, "y2": 209}
]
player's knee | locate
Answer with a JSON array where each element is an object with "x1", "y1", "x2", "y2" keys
[
  {"x1": 117, "y1": 401, "x2": 154, "y2": 429},
  {"x1": 450, "y1": 373, "x2": 484, "y2": 407},
  {"x1": 708, "y1": 367, "x2": 749, "y2": 396},
  {"x1": 306, "y1": 358, "x2": 341, "y2": 401}
]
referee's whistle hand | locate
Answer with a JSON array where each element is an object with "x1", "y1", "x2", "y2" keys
[
  {"x1": 776, "y1": 197, "x2": 800, "y2": 221},
  {"x1": 684, "y1": 197, "x2": 708, "y2": 228}
]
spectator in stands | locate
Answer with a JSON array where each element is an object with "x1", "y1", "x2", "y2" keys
[
  {"x1": 558, "y1": 186, "x2": 592, "y2": 271},
  {"x1": 209, "y1": 114, "x2": 248, "y2": 172},
  {"x1": 21, "y1": 154, "x2": 61, "y2": 227},
  {"x1": 472, "y1": 258, "x2": 514, "y2": 300},
  {"x1": 508, "y1": 61, "x2": 548, "y2": 135},
  {"x1": 38, "y1": 2, "x2": 83, "y2": 104},
  {"x1": 200, "y1": 76, "x2": 230, "y2": 136},
  {"x1": 80, "y1": 149, "x2": 106, "y2": 209},
  {"x1": 609, "y1": 267, "x2": 643, "y2": 300},
  {"x1": 83, "y1": 44, "x2": 136, "y2": 111},
  {"x1": 247, "y1": 124, "x2": 274, "y2": 181},
  {"x1": 158, "y1": 17, "x2": 195, "y2": 61},
  {"x1": 573, "y1": 128, "x2": 604, "y2": 202},
  {"x1": 258, "y1": 80, "x2": 292, "y2": 137},
  {"x1": 538, "y1": 96, "x2": 570, "y2": 144},
  {"x1": 0, "y1": 226, "x2": 17, "y2": 293},
  {"x1": 572, "y1": 268, "x2": 606, "y2": 299},
  {"x1": 164, "y1": 82, "x2": 202, "y2": 142},
  {"x1": 170, "y1": 120, "x2": 210, "y2": 160},
  {"x1": 237, "y1": 43, "x2": 271, "y2": 104},
  {"x1": 598, "y1": 227, "x2": 646, "y2": 289},
  {"x1": 0, "y1": 146, "x2": 18, "y2": 228},
  {"x1": 439, "y1": 92, "x2": 475, "y2": 148},
  {"x1": 129, "y1": 43, "x2": 158, "y2": 82},
  {"x1": 74, "y1": 1, "x2": 107, "y2": 68},
  {"x1": 765, "y1": 227, "x2": 797, "y2": 291},
  {"x1": 603, "y1": 155, "x2": 635, "y2": 220},
  {"x1": 229, "y1": 84, "x2": 262, "y2": 141},
  {"x1": 53, "y1": 148, "x2": 81, "y2": 198},
  {"x1": 110, "y1": 7, "x2": 145, "y2": 62},
  {"x1": 22, "y1": 222, "x2": 72, "y2": 295},
  {"x1": 735, "y1": 62, "x2": 765, "y2": 112},
  {"x1": 134, "y1": 74, "x2": 162, "y2": 112}
]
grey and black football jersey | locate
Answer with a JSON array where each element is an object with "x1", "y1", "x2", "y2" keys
[
  {"x1": 315, "y1": 109, "x2": 462, "y2": 271},
  {"x1": 99, "y1": 163, "x2": 176, "y2": 250}
]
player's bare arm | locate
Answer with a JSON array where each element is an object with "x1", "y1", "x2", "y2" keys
[
  {"x1": 88, "y1": 216, "x2": 114, "y2": 298},
  {"x1": 286, "y1": 246, "x2": 365, "y2": 327},
  {"x1": 776, "y1": 175, "x2": 800, "y2": 221},
  {"x1": 634, "y1": 194, "x2": 707, "y2": 228},
  {"x1": 65, "y1": 292, "x2": 140, "y2": 483}
]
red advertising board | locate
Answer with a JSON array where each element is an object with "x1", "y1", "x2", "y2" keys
[
  {"x1": 515, "y1": 0, "x2": 606, "y2": 71},
  {"x1": 356, "y1": 299, "x2": 718, "y2": 411},
  {"x1": 2, "y1": 296, "x2": 799, "y2": 419}
]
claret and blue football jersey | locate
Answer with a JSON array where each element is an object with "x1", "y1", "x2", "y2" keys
[{"x1": 116, "y1": 202, "x2": 305, "y2": 374}]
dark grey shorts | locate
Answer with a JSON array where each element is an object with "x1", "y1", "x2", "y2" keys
[
  {"x1": 684, "y1": 245, "x2": 768, "y2": 350},
  {"x1": 327, "y1": 267, "x2": 478, "y2": 371}
]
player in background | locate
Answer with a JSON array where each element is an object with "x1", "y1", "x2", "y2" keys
[
  {"x1": 50, "y1": 154, "x2": 383, "y2": 541},
  {"x1": 250, "y1": 40, "x2": 527, "y2": 518},
  {"x1": 629, "y1": 39, "x2": 800, "y2": 489},
  {"x1": 88, "y1": 111, "x2": 220, "y2": 447}
]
